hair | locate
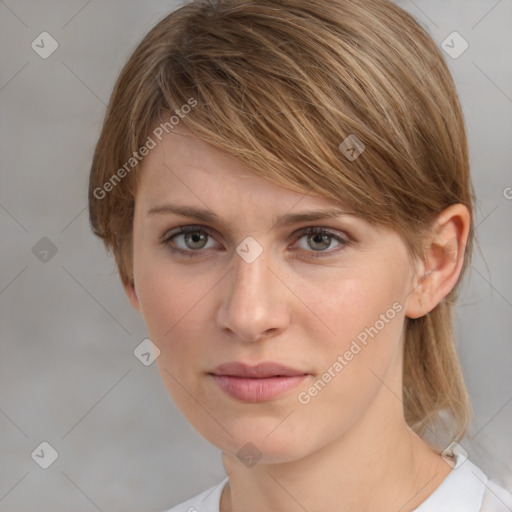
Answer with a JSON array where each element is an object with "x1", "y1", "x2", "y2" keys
[{"x1": 88, "y1": 0, "x2": 475, "y2": 445}]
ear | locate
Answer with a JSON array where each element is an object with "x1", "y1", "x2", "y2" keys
[
  {"x1": 123, "y1": 279, "x2": 141, "y2": 314},
  {"x1": 405, "y1": 203, "x2": 471, "y2": 319}
]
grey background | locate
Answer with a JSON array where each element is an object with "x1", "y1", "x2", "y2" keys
[{"x1": 0, "y1": 0, "x2": 511, "y2": 510}]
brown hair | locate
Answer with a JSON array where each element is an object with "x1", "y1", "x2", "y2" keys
[{"x1": 89, "y1": 0, "x2": 475, "y2": 444}]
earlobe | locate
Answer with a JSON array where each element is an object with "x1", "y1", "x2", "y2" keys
[
  {"x1": 405, "y1": 204, "x2": 470, "y2": 319},
  {"x1": 123, "y1": 279, "x2": 141, "y2": 313}
]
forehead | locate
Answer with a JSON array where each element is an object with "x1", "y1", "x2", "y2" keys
[{"x1": 135, "y1": 129, "x2": 347, "y2": 216}]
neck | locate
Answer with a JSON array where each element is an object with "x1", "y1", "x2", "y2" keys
[{"x1": 220, "y1": 395, "x2": 451, "y2": 512}]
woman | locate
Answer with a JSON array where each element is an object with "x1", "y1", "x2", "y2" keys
[{"x1": 88, "y1": 0, "x2": 512, "y2": 510}]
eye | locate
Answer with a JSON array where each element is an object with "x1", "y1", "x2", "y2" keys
[
  {"x1": 161, "y1": 226, "x2": 218, "y2": 256},
  {"x1": 292, "y1": 227, "x2": 350, "y2": 256}
]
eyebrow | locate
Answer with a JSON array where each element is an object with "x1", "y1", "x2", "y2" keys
[{"x1": 146, "y1": 202, "x2": 355, "y2": 232}]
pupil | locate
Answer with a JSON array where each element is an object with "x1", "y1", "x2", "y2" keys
[
  {"x1": 309, "y1": 233, "x2": 330, "y2": 251},
  {"x1": 186, "y1": 232, "x2": 207, "y2": 249}
]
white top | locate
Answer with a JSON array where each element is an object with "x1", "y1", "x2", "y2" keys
[{"x1": 164, "y1": 454, "x2": 512, "y2": 512}]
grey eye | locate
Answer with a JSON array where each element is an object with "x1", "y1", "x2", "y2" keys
[
  {"x1": 182, "y1": 231, "x2": 209, "y2": 250},
  {"x1": 306, "y1": 232, "x2": 334, "y2": 251}
]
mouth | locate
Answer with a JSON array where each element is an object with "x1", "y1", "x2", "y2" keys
[{"x1": 208, "y1": 361, "x2": 310, "y2": 402}]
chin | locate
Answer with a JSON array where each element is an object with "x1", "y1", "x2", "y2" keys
[
  {"x1": 223, "y1": 437, "x2": 310, "y2": 466},
  {"x1": 194, "y1": 414, "x2": 317, "y2": 466}
]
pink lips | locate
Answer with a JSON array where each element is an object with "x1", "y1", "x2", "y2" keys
[{"x1": 209, "y1": 362, "x2": 309, "y2": 402}]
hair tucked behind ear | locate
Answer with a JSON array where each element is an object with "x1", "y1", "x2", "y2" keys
[{"x1": 88, "y1": 0, "x2": 475, "y2": 445}]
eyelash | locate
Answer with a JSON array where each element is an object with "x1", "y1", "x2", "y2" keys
[{"x1": 160, "y1": 225, "x2": 352, "y2": 259}]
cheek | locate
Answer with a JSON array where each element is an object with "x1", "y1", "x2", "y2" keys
[
  {"x1": 134, "y1": 257, "x2": 217, "y2": 369},
  {"x1": 295, "y1": 266, "x2": 405, "y2": 355},
  {"x1": 289, "y1": 273, "x2": 405, "y2": 434},
  {"x1": 134, "y1": 264, "x2": 215, "y2": 417},
  {"x1": 294, "y1": 269, "x2": 405, "y2": 407}
]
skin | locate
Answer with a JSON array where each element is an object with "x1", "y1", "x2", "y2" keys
[{"x1": 124, "y1": 128, "x2": 471, "y2": 512}]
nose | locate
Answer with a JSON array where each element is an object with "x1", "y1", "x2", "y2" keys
[{"x1": 215, "y1": 247, "x2": 291, "y2": 343}]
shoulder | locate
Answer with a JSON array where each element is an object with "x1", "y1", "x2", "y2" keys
[
  {"x1": 162, "y1": 478, "x2": 228, "y2": 512},
  {"x1": 413, "y1": 452, "x2": 512, "y2": 512},
  {"x1": 480, "y1": 479, "x2": 512, "y2": 512}
]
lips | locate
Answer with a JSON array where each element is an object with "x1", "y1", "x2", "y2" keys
[
  {"x1": 209, "y1": 362, "x2": 310, "y2": 402},
  {"x1": 212, "y1": 361, "x2": 306, "y2": 378}
]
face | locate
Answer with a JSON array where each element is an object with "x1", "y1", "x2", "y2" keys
[{"x1": 126, "y1": 129, "x2": 419, "y2": 464}]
